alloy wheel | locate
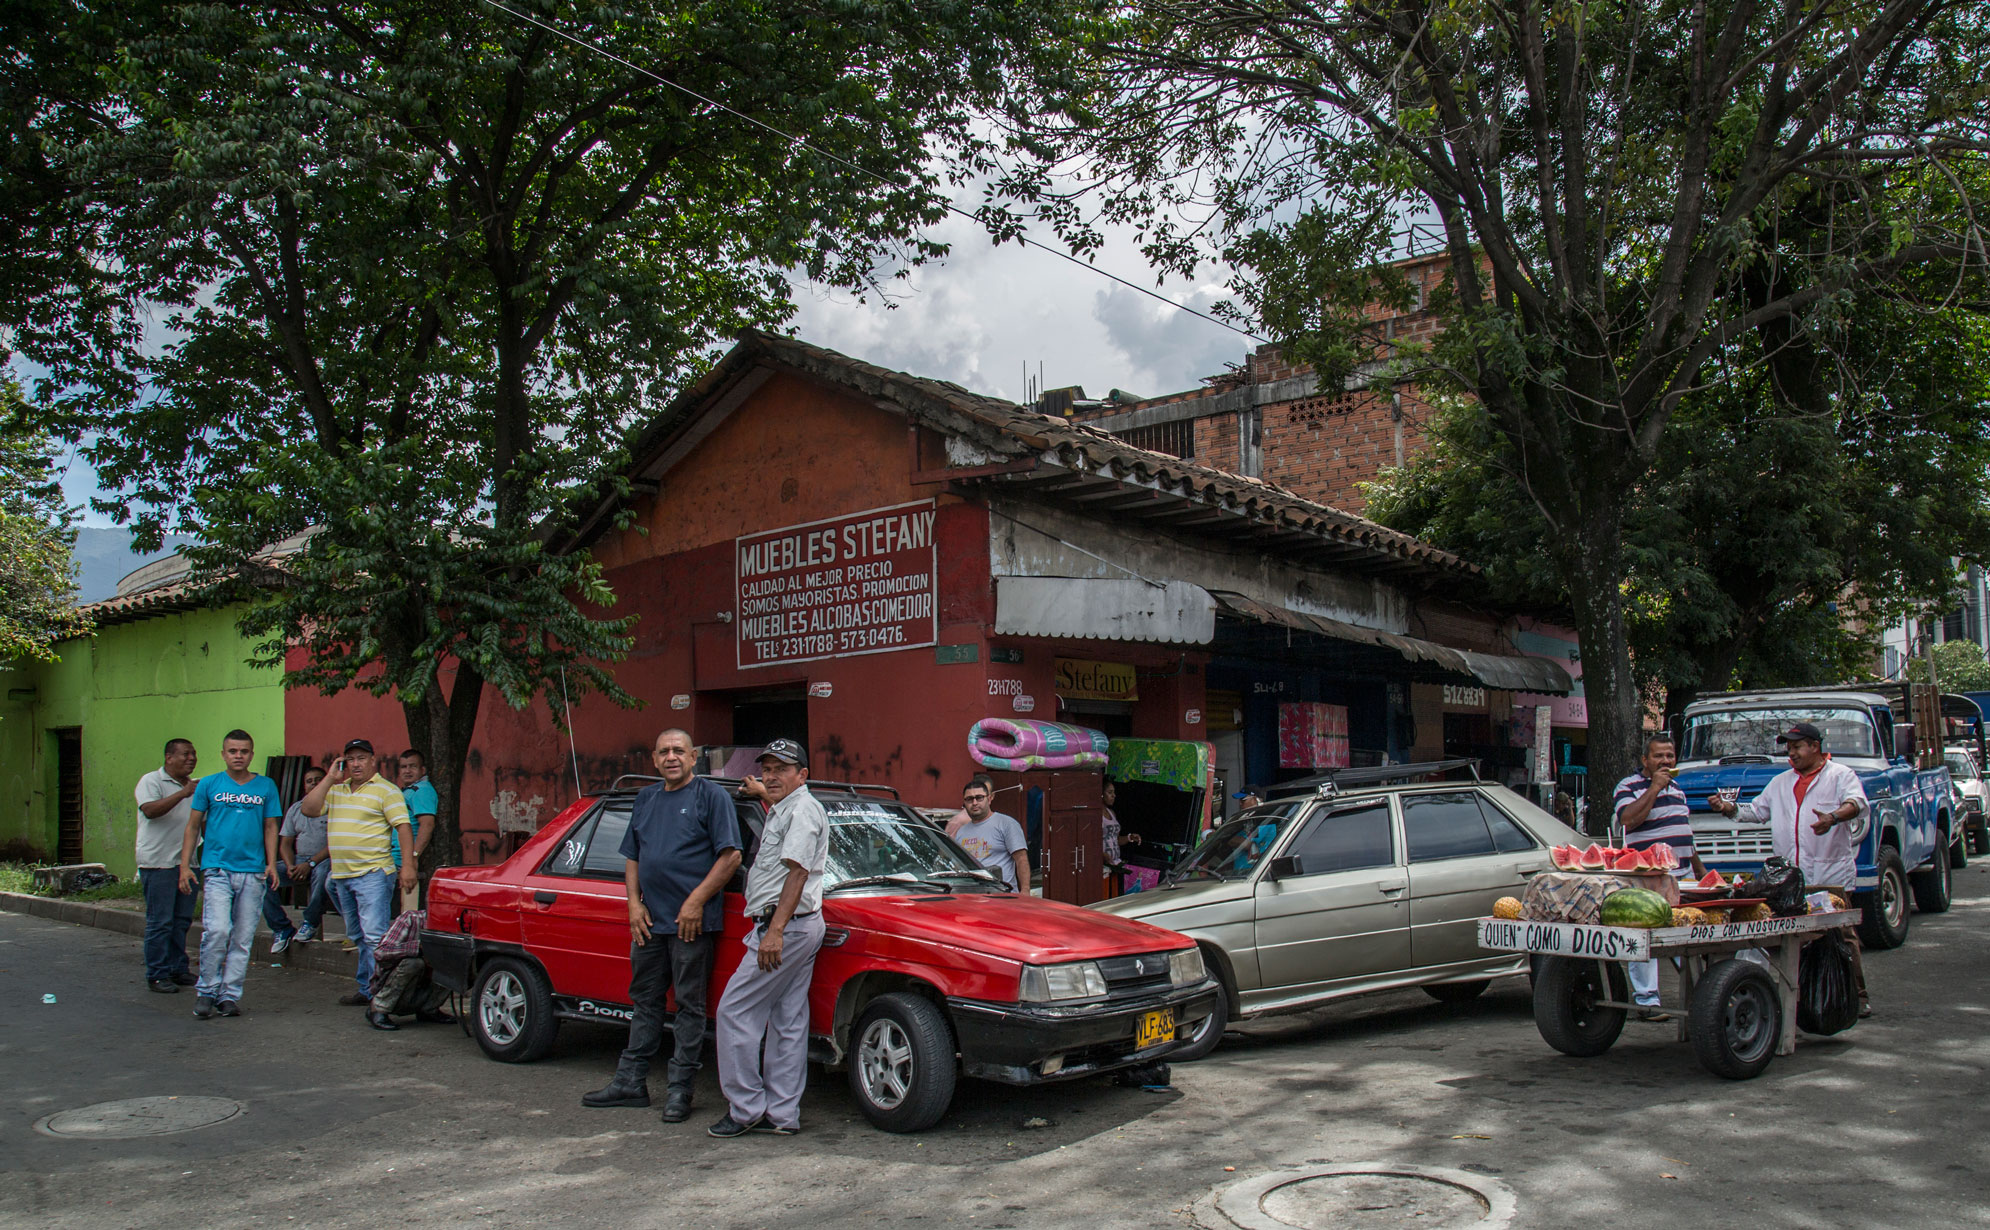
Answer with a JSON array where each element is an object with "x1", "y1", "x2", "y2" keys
[
  {"x1": 856, "y1": 1017, "x2": 915, "y2": 1109},
  {"x1": 481, "y1": 970, "x2": 526, "y2": 1045}
]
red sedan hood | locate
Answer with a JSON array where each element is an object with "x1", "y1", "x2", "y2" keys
[{"x1": 826, "y1": 891, "x2": 1191, "y2": 964}]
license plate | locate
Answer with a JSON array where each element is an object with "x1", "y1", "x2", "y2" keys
[{"x1": 1135, "y1": 1008, "x2": 1176, "y2": 1048}]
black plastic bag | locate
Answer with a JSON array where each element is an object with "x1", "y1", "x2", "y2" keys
[
  {"x1": 1798, "y1": 931, "x2": 1859, "y2": 1035},
  {"x1": 1753, "y1": 856, "x2": 1808, "y2": 916},
  {"x1": 69, "y1": 869, "x2": 117, "y2": 892}
]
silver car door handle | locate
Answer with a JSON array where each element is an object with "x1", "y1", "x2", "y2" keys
[{"x1": 1378, "y1": 883, "x2": 1407, "y2": 896}]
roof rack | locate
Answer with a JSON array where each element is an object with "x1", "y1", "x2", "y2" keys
[
  {"x1": 1264, "y1": 758, "x2": 1481, "y2": 799},
  {"x1": 602, "y1": 773, "x2": 901, "y2": 800}
]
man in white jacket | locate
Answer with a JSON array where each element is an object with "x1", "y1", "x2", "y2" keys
[{"x1": 1709, "y1": 720, "x2": 1872, "y2": 1015}]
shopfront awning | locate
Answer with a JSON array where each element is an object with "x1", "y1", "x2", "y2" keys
[
  {"x1": 1208, "y1": 591, "x2": 1574, "y2": 695},
  {"x1": 995, "y1": 576, "x2": 1216, "y2": 643}
]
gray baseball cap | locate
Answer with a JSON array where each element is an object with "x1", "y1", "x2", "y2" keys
[{"x1": 758, "y1": 738, "x2": 808, "y2": 767}]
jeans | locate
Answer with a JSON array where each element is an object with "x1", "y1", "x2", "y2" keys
[
  {"x1": 330, "y1": 869, "x2": 395, "y2": 995},
  {"x1": 197, "y1": 870, "x2": 267, "y2": 1003},
  {"x1": 614, "y1": 932, "x2": 715, "y2": 1089},
  {"x1": 260, "y1": 861, "x2": 297, "y2": 936},
  {"x1": 263, "y1": 860, "x2": 334, "y2": 934},
  {"x1": 140, "y1": 867, "x2": 195, "y2": 981},
  {"x1": 299, "y1": 860, "x2": 334, "y2": 930}
]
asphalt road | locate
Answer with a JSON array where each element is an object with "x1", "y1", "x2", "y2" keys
[{"x1": 4, "y1": 867, "x2": 1986, "y2": 1230}]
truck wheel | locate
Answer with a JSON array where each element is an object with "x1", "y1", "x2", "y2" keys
[
  {"x1": 1911, "y1": 839, "x2": 1953, "y2": 914},
  {"x1": 1950, "y1": 828, "x2": 1968, "y2": 869},
  {"x1": 1422, "y1": 979, "x2": 1490, "y2": 1004},
  {"x1": 1532, "y1": 958, "x2": 1626, "y2": 1058},
  {"x1": 1971, "y1": 818, "x2": 1989, "y2": 857},
  {"x1": 848, "y1": 992, "x2": 957, "y2": 1133},
  {"x1": 471, "y1": 957, "x2": 559, "y2": 1063},
  {"x1": 1688, "y1": 958, "x2": 1781, "y2": 1080},
  {"x1": 1169, "y1": 983, "x2": 1229, "y2": 1062},
  {"x1": 1857, "y1": 846, "x2": 1911, "y2": 950}
]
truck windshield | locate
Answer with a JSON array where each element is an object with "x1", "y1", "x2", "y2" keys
[
  {"x1": 1946, "y1": 751, "x2": 1979, "y2": 782},
  {"x1": 1682, "y1": 707, "x2": 1880, "y2": 760}
]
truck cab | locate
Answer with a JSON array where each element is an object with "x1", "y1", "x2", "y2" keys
[{"x1": 1670, "y1": 686, "x2": 1954, "y2": 950}]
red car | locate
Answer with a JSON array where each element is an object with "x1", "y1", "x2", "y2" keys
[{"x1": 421, "y1": 779, "x2": 1220, "y2": 1131}]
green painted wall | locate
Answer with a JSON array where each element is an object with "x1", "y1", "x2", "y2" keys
[{"x1": 0, "y1": 605, "x2": 285, "y2": 877}]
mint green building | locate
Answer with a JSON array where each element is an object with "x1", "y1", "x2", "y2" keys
[{"x1": 0, "y1": 564, "x2": 285, "y2": 878}]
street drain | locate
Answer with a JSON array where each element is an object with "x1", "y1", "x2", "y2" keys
[
  {"x1": 33, "y1": 1096, "x2": 243, "y2": 1139},
  {"x1": 1213, "y1": 1164, "x2": 1516, "y2": 1230}
]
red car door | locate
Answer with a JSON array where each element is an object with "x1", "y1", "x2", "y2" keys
[{"x1": 517, "y1": 800, "x2": 639, "y2": 1005}]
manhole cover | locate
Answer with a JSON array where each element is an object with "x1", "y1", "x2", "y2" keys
[
  {"x1": 34, "y1": 1096, "x2": 243, "y2": 1139},
  {"x1": 1214, "y1": 1164, "x2": 1516, "y2": 1230}
]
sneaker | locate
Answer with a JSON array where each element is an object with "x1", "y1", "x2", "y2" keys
[
  {"x1": 148, "y1": 979, "x2": 180, "y2": 994},
  {"x1": 1635, "y1": 1006, "x2": 1672, "y2": 1022},
  {"x1": 749, "y1": 1117, "x2": 799, "y2": 1136},
  {"x1": 171, "y1": 972, "x2": 197, "y2": 987},
  {"x1": 193, "y1": 996, "x2": 216, "y2": 1019},
  {"x1": 341, "y1": 940, "x2": 359, "y2": 953},
  {"x1": 707, "y1": 1114, "x2": 753, "y2": 1139},
  {"x1": 216, "y1": 1000, "x2": 242, "y2": 1017},
  {"x1": 337, "y1": 992, "x2": 370, "y2": 1007},
  {"x1": 294, "y1": 924, "x2": 319, "y2": 943},
  {"x1": 271, "y1": 931, "x2": 294, "y2": 954}
]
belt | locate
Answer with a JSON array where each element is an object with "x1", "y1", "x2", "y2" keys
[{"x1": 751, "y1": 908, "x2": 820, "y2": 927}]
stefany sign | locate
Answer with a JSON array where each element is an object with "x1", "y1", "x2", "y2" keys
[{"x1": 737, "y1": 501, "x2": 939, "y2": 668}]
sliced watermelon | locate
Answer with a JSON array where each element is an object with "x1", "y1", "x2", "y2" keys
[
  {"x1": 1553, "y1": 844, "x2": 1578, "y2": 870},
  {"x1": 1616, "y1": 848, "x2": 1647, "y2": 872},
  {"x1": 1698, "y1": 868, "x2": 1725, "y2": 888},
  {"x1": 1652, "y1": 845, "x2": 1679, "y2": 870},
  {"x1": 1578, "y1": 843, "x2": 1609, "y2": 870}
]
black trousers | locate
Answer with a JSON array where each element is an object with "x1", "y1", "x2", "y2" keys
[{"x1": 614, "y1": 932, "x2": 716, "y2": 1090}]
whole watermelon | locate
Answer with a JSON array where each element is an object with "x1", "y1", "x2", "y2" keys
[{"x1": 1599, "y1": 888, "x2": 1672, "y2": 928}]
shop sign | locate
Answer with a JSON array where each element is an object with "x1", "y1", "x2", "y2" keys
[
  {"x1": 1185, "y1": 708, "x2": 1202, "y2": 725},
  {"x1": 990, "y1": 646, "x2": 1025, "y2": 665},
  {"x1": 669, "y1": 694, "x2": 691, "y2": 710},
  {"x1": 1442, "y1": 684, "x2": 1488, "y2": 708},
  {"x1": 808, "y1": 681, "x2": 834, "y2": 698},
  {"x1": 1054, "y1": 657, "x2": 1138, "y2": 702},
  {"x1": 935, "y1": 643, "x2": 979, "y2": 665},
  {"x1": 736, "y1": 500, "x2": 938, "y2": 669},
  {"x1": 1012, "y1": 695, "x2": 1037, "y2": 713}
]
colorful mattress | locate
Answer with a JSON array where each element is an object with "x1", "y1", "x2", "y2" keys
[{"x1": 967, "y1": 718, "x2": 1111, "y2": 773}]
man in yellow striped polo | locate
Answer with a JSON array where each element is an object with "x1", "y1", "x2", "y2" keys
[{"x1": 300, "y1": 738, "x2": 417, "y2": 1025}]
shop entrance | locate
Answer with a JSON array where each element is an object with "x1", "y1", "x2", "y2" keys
[
  {"x1": 730, "y1": 686, "x2": 809, "y2": 750},
  {"x1": 1442, "y1": 712, "x2": 1493, "y2": 758}
]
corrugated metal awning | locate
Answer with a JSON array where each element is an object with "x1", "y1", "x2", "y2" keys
[
  {"x1": 994, "y1": 577, "x2": 1216, "y2": 643},
  {"x1": 1208, "y1": 590, "x2": 1573, "y2": 695}
]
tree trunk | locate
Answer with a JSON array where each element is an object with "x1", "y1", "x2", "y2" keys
[
  {"x1": 1562, "y1": 503, "x2": 1642, "y2": 836},
  {"x1": 406, "y1": 659, "x2": 485, "y2": 874}
]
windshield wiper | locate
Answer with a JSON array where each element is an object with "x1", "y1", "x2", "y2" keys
[
  {"x1": 1163, "y1": 866, "x2": 1223, "y2": 886},
  {"x1": 1718, "y1": 754, "x2": 1775, "y2": 765},
  {"x1": 927, "y1": 869, "x2": 999, "y2": 883},
  {"x1": 827, "y1": 874, "x2": 952, "y2": 894}
]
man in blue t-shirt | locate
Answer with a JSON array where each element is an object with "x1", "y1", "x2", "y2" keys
[
  {"x1": 177, "y1": 728, "x2": 283, "y2": 1019},
  {"x1": 582, "y1": 729, "x2": 742, "y2": 1123}
]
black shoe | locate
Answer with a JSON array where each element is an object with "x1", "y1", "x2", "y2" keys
[
  {"x1": 193, "y1": 996, "x2": 216, "y2": 1019},
  {"x1": 661, "y1": 1087, "x2": 693, "y2": 1123},
  {"x1": 171, "y1": 972, "x2": 197, "y2": 987},
  {"x1": 148, "y1": 979, "x2": 180, "y2": 994},
  {"x1": 216, "y1": 1000, "x2": 242, "y2": 1017},
  {"x1": 415, "y1": 1008, "x2": 457, "y2": 1026},
  {"x1": 749, "y1": 1116, "x2": 798, "y2": 1136},
  {"x1": 581, "y1": 1080, "x2": 651, "y2": 1109},
  {"x1": 366, "y1": 1010, "x2": 400, "y2": 1031},
  {"x1": 337, "y1": 992, "x2": 370, "y2": 1007},
  {"x1": 707, "y1": 1114, "x2": 752, "y2": 1138},
  {"x1": 1635, "y1": 1007, "x2": 1672, "y2": 1022}
]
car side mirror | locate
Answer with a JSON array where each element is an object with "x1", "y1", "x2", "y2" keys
[{"x1": 1267, "y1": 855, "x2": 1302, "y2": 880}]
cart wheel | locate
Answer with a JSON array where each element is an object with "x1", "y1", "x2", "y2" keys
[
  {"x1": 1688, "y1": 958, "x2": 1781, "y2": 1080},
  {"x1": 1532, "y1": 958, "x2": 1627, "y2": 1057}
]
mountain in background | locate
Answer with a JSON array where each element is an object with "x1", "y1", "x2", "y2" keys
[{"x1": 71, "y1": 527, "x2": 195, "y2": 605}]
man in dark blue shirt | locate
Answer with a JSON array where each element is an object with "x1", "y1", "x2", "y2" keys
[{"x1": 583, "y1": 729, "x2": 742, "y2": 1123}]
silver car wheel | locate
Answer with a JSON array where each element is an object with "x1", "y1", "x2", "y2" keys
[
  {"x1": 857, "y1": 1017, "x2": 915, "y2": 1109},
  {"x1": 480, "y1": 970, "x2": 526, "y2": 1046}
]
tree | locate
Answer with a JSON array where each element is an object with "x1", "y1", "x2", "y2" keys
[
  {"x1": 32, "y1": 0, "x2": 1041, "y2": 869},
  {"x1": 1910, "y1": 641, "x2": 1990, "y2": 693},
  {"x1": 1368, "y1": 295, "x2": 1990, "y2": 746},
  {"x1": 0, "y1": 382, "x2": 89, "y2": 661},
  {"x1": 996, "y1": 0, "x2": 1990, "y2": 818}
]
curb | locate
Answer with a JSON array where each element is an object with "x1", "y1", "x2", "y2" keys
[{"x1": 0, "y1": 889, "x2": 361, "y2": 981}]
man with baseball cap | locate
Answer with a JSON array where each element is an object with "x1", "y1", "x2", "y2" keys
[
  {"x1": 299, "y1": 738, "x2": 418, "y2": 1023},
  {"x1": 1708, "y1": 719, "x2": 1873, "y2": 1015},
  {"x1": 708, "y1": 738, "x2": 828, "y2": 1138}
]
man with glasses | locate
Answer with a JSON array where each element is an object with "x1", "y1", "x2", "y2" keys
[
  {"x1": 709, "y1": 739, "x2": 828, "y2": 1139},
  {"x1": 583, "y1": 729, "x2": 742, "y2": 1123},
  {"x1": 953, "y1": 774, "x2": 1030, "y2": 892},
  {"x1": 1708, "y1": 720, "x2": 1872, "y2": 1015}
]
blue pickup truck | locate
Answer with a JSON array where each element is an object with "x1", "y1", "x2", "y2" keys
[{"x1": 1669, "y1": 685, "x2": 1954, "y2": 950}]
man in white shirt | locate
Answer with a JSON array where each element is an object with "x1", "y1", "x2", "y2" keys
[
  {"x1": 1708, "y1": 720, "x2": 1872, "y2": 1014},
  {"x1": 135, "y1": 739, "x2": 200, "y2": 992},
  {"x1": 710, "y1": 739, "x2": 828, "y2": 1139}
]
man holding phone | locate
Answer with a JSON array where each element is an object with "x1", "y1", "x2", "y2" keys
[{"x1": 300, "y1": 739, "x2": 416, "y2": 1025}]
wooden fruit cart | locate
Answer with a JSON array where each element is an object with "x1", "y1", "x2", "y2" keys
[{"x1": 1477, "y1": 910, "x2": 1860, "y2": 1079}]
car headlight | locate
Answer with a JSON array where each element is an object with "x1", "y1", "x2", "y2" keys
[
  {"x1": 1845, "y1": 811, "x2": 1871, "y2": 842},
  {"x1": 1018, "y1": 961, "x2": 1108, "y2": 1003},
  {"x1": 1168, "y1": 947, "x2": 1206, "y2": 987}
]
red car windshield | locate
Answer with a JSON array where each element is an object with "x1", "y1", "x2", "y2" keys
[{"x1": 821, "y1": 799, "x2": 999, "y2": 891}]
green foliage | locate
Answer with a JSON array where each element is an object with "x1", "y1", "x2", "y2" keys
[
  {"x1": 0, "y1": 382, "x2": 88, "y2": 662},
  {"x1": 1908, "y1": 642, "x2": 1990, "y2": 693}
]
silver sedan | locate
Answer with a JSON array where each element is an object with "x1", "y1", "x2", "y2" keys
[{"x1": 1091, "y1": 775, "x2": 1584, "y2": 1059}]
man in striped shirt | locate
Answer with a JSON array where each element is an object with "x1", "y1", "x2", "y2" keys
[
  {"x1": 301, "y1": 739, "x2": 417, "y2": 1023},
  {"x1": 1613, "y1": 733, "x2": 1705, "y2": 1019}
]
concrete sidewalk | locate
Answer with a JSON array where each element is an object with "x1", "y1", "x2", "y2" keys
[{"x1": 0, "y1": 888, "x2": 361, "y2": 982}]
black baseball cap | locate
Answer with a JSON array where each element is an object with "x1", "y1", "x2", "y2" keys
[
  {"x1": 343, "y1": 738, "x2": 375, "y2": 755},
  {"x1": 758, "y1": 738, "x2": 807, "y2": 767},
  {"x1": 1775, "y1": 722, "x2": 1824, "y2": 746}
]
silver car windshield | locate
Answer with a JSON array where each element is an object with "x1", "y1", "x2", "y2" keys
[
  {"x1": 820, "y1": 801, "x2": 994, "y2": 890},
  {"x1": 1682, "y1": 707, "x2": 1879, "y2": 759},
  {"x1": 1173, "y1": 801, "x2": 1308, "y2": 880},
  {"x1": 1946, "y1": 752, "x2": 1979, "y2": 781}
]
